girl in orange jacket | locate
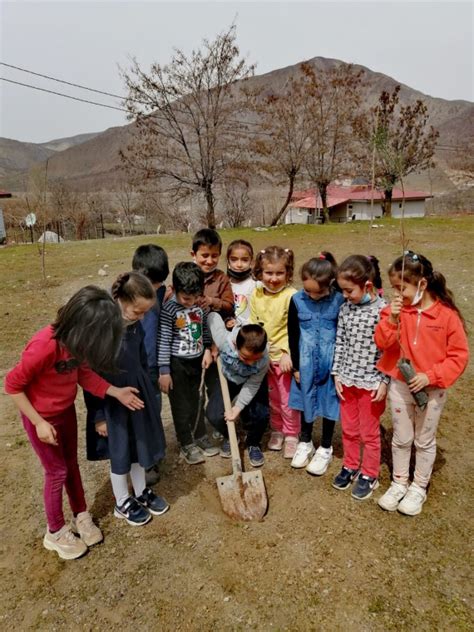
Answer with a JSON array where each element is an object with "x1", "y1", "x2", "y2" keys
[{"x1": 375, "y1": 251, "x2": 469, "y2": 516}]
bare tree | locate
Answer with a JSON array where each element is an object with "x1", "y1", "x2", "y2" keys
[
  {"x1": 302, "y1": 62, "x2": 365, "y2": 223},
  {"x1": 362, "y1": 86, "x2": 439, "y2": 217},
  {"x1": 115, "y1": 180, "x2": 139, "y2": 235},
  {"x1": 222, "y1": 179, "x2": 252, "y2": 227},
  {"x1": 254, "y1": 71, "x2": 313, "y2": 226},
  {"x1": 120, "y1": 24, "x2": 255, "y2": 229}
]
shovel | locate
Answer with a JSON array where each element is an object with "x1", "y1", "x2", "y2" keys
[{"x1": 216, "y1": 357, "x2": 268, "y2": 521}]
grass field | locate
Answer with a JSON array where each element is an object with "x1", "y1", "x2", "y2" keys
[{"x1": 0, "y1": 217, "x2": 472, "y2": 630}]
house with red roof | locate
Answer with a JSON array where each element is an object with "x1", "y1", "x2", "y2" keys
[{"x1": 285, "y1": 185, "x2": 431, "y2": 224}]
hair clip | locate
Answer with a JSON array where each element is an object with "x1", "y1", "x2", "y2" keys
[
  {"x1": 284, "y1": 248, "x2": 290, "y2": 253},
  {"x1": 318, "y1": 253, "x2": 326, "y2": 260},
  {"x1": 260, "y1": 249, "x2": 266, "y2": 254},
  {"x1": 404, "y1": 250, "x2": 418, "y2": 261}
]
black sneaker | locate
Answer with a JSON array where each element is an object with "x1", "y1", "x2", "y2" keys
[
  {"x1": 136, "y1": 487, "x2": 170, "y2": 516},
  {"x1": 220, "y1": 440, "x2": 231, "y2": 458},
  {"x1": 351, "y1": 474, "x2": 379, "y2": 500},
  {"x1": 332, "y1": 467, "x2": 359, "y2": 490},
  {"x1": 145, "y1": 464, "x2": 160, "y2": 486},
  {"x1": 114, "y1": 496, "x2": 152, "y2": 526},
  {"x1": 248, "y1": 446, "x2": 264, "y2": 467}
]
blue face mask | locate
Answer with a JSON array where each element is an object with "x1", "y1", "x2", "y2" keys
[{"x1": 359, "y1": 293, "x2": 372, "y2": 305}]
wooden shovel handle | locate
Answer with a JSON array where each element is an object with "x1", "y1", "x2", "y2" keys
[{"x1": 216, "y1": 357, "x2": 242, "y2": 474}]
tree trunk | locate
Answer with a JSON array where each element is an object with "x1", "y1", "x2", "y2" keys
[
  {"x1": 319, "y1": 183, "x2": 330, "y2": 224},
  {"x1": 204, "y1": 182, "x2": 216, "y2": 229},
  {"x1": 383, "y1": 188, "x2": 393, "y2": 217},
  {"x1": 270, "y1": 173, "x2": 295, "y2": 227}
]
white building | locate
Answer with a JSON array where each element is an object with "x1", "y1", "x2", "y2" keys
[{"x1": 285, "y1": 186, "x2": 430, "y2": 224}]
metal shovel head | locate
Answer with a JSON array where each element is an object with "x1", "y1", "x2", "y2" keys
[{"x1": 216, "y1": 470, "x2": 268, "y2": 522}]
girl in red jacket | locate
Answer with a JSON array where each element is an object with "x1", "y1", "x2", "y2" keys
[
  {"x1": 5, "y1": 286, "x2": 144, "y2": 559},
  {"x1": 375, "y1": 251, "x2": 469, "y2": 516}
]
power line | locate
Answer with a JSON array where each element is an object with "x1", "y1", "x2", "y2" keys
[
  {"x1": 0, "y1": 77, "x2": 129, "y2": 112},
  {"x1": 0, "y1": 61, "x2": 145, "y2": 105},
  {"x1": 0, "y1": 60, "x2": 265, "y2": 127}
]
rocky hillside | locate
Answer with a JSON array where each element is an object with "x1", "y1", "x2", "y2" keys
[{"x1": 1, "y1": 57, "x2": 472, "y2": 193}]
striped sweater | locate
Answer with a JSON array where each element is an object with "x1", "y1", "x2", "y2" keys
[{"x1": 157, "y1": 297, "x2": 211, "y2": 374}]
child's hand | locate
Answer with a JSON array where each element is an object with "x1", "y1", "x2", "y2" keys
[
  {"x1": 224, "y1": 405, "x2": 241, "y2": 422},
  {"x1": 389, "y1": 294, "x2": 403, "y2": 323},
  {"x1": 211, "y1": 343, "x2": 219, "y2": 362},
  {"x1": 334, "y1": 377, "x2": 345, "y2": 401},
  {"x1": 197, "y1": 296, "x2": 212, "y2": 309},
  {"x1": 95, "y1": 421, "x2": 108, "y2": 437},
  {"x1": 110, "y1": 386, "x2": 144, "y2": 411},
  {"x1": 36, "y1": 420, "x2": 58, "y2": 445},
  {"x1": 408, "y1": 372, "x2": 429, "y2": 393},
  {"x1": 159, "y1": 374, "x2": 173, "y2": 394},
  {"x1": 279, "y1": 353, "x2": 293, "y2": 373},
  {"x1": 371, "y1": 382, "x2": 387, "y2": 403},
  {"x1": 293, "y1": 370, "x2": 300, "y2": 384},
  {"x1": 225, "y1": 318, "x2": 236, "y2": 330},
  {"x1": 202, "y1": 349, "x2": 213, "y2": 369}
]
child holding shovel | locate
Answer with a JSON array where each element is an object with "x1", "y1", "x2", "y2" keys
[{"x1": 206, "y1": 313, "x2": 269, "y2": 467}]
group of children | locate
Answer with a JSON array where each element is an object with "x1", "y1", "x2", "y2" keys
[{"x1": 5, "y1": 229, "x2": 469, "y2": 560}]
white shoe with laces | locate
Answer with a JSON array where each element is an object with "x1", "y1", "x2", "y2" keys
[
  {"x1": 43, "y1": 525, "x2": 88, "y2": 560},
  {"x1": 291, "y1": 442, "x2": 315, "y2": 469},
  {"x1": 397, "y1": 483, "x2": 427, "y2": 516},
  {"x1": 378, "y1": 482, "x2": 408, "y2": 512},
  {"x1": 71, "y1": 510, "x2": 103, "y2": 546},
  {"x1": 306, "y1": 446, "x2": 333, "y2": 476}
]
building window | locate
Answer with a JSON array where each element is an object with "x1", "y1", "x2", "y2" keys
[
  {"x1": 348, "y1": 204, "x2": 353, "y2": 209},
  {"x1": 399, "y1": 203, "x2": 402, "y2": 208}
]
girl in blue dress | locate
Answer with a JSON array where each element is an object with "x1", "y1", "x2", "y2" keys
[
  {"x1": 85, "y1": 272, "x2": 168, "y2": 526},
  {"x1": 288, "y1": 253, "x2": 344, "y2": 475}
]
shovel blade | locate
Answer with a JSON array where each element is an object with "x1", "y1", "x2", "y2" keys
[{"x1": 216, "y1": 470, "x2": 268, "y2": 521}]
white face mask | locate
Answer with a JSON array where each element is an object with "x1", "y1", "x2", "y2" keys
[{"x1": 411, "y1": 281, "x2": 424, "y2": 306}]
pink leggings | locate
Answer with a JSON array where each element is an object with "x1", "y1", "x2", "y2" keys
[
  {"x1": 22, "y1": 406, "x2": 87, "y2": 532},
  {"x1": 340, "y1": 385, "x2": 385, "y2": 478},
  {"x1": 268, "y1": 362, "x2": 300, "y2": 437}
]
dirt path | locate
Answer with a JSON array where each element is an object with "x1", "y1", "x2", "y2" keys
[{"x1": 0, "y1": 231, "x2": 473, "y2": 631}]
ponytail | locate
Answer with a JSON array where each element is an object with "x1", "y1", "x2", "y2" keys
[
  {"x1": 389, "y1": 251, "x2": 467, "y2": 331},
  {"x1": 429, "y1": 270, "x2": 466, "y2": 330},
  {"x1": 111, "y1": 271, "x2": 155, "y2": 303}
]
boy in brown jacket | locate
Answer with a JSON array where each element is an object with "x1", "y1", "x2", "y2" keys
[
  {"x1": 191, "y1": 228, "x2": 234, "y2": 321},
  {"x1": 191, "y1": 228, "x2": 235, "y2": 447}
]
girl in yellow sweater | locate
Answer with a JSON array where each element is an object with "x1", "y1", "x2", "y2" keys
[{"x1": 250, "y1": 246, "x2": 300, "y2": 459}]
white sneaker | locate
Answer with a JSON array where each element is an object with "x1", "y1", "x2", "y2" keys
[
  {"x1": 397, "y1": 483, "x2": 427, "y2": 516},
  {"x1": 291, "y1": 442, "x2": 315, "y2": 469},
  {"x1": 71, "y1": 511, "x2": 103, "y2": 546},
  {"x1": 43, "y1": 525, "x2": 88, "y2": 560},
  {"x1": 378, "y1": 482, "x2": 408, "y2": 512},
  {"x1": 306, "y1": 446, "x2": 333, "y2": 476}
]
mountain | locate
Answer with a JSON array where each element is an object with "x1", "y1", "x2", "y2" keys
[
  {"x1": 1, "y1": 57, "x2": 472, "y2": 192},
  {"x1": 0, "y1": 131, "x2": 102, "y2": 180}
]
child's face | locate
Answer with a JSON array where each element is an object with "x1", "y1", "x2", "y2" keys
[
  {"x1": 228, "y1": 247, "x2": 252, "y2": 272},
  {"x1": 390, "y1": 273, "x2": 426, "y2": 306},
  {"x1": 119, "y1": 296, "x2": 155, "y2": 323},
  {"x1": 261, "y1": 261, "x2": 288, "y2": 293},
  {"x1": 303, "y1": 277, "x2": 330, "y2": 301},
  {"x1": 192, "y1": 245, "x2": 221, "y2": 274},
  {"x1": 238, "y1": 346, "x2": 264, "y2": 366},
  {"x1": 176, "y1": 291, "x2": 200, "y2": 309},
  {"x1": 338, "y1": 276, "x2": 371, "y2": 305}
]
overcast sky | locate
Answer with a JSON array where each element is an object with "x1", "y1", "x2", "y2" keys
[{"x1": 0, "y1": 0, "x2": 472, "y2": 144}]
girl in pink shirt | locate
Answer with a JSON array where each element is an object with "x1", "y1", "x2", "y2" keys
[{"x1": 5, "y1": 286, "x2": 143, "y2": 560}]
